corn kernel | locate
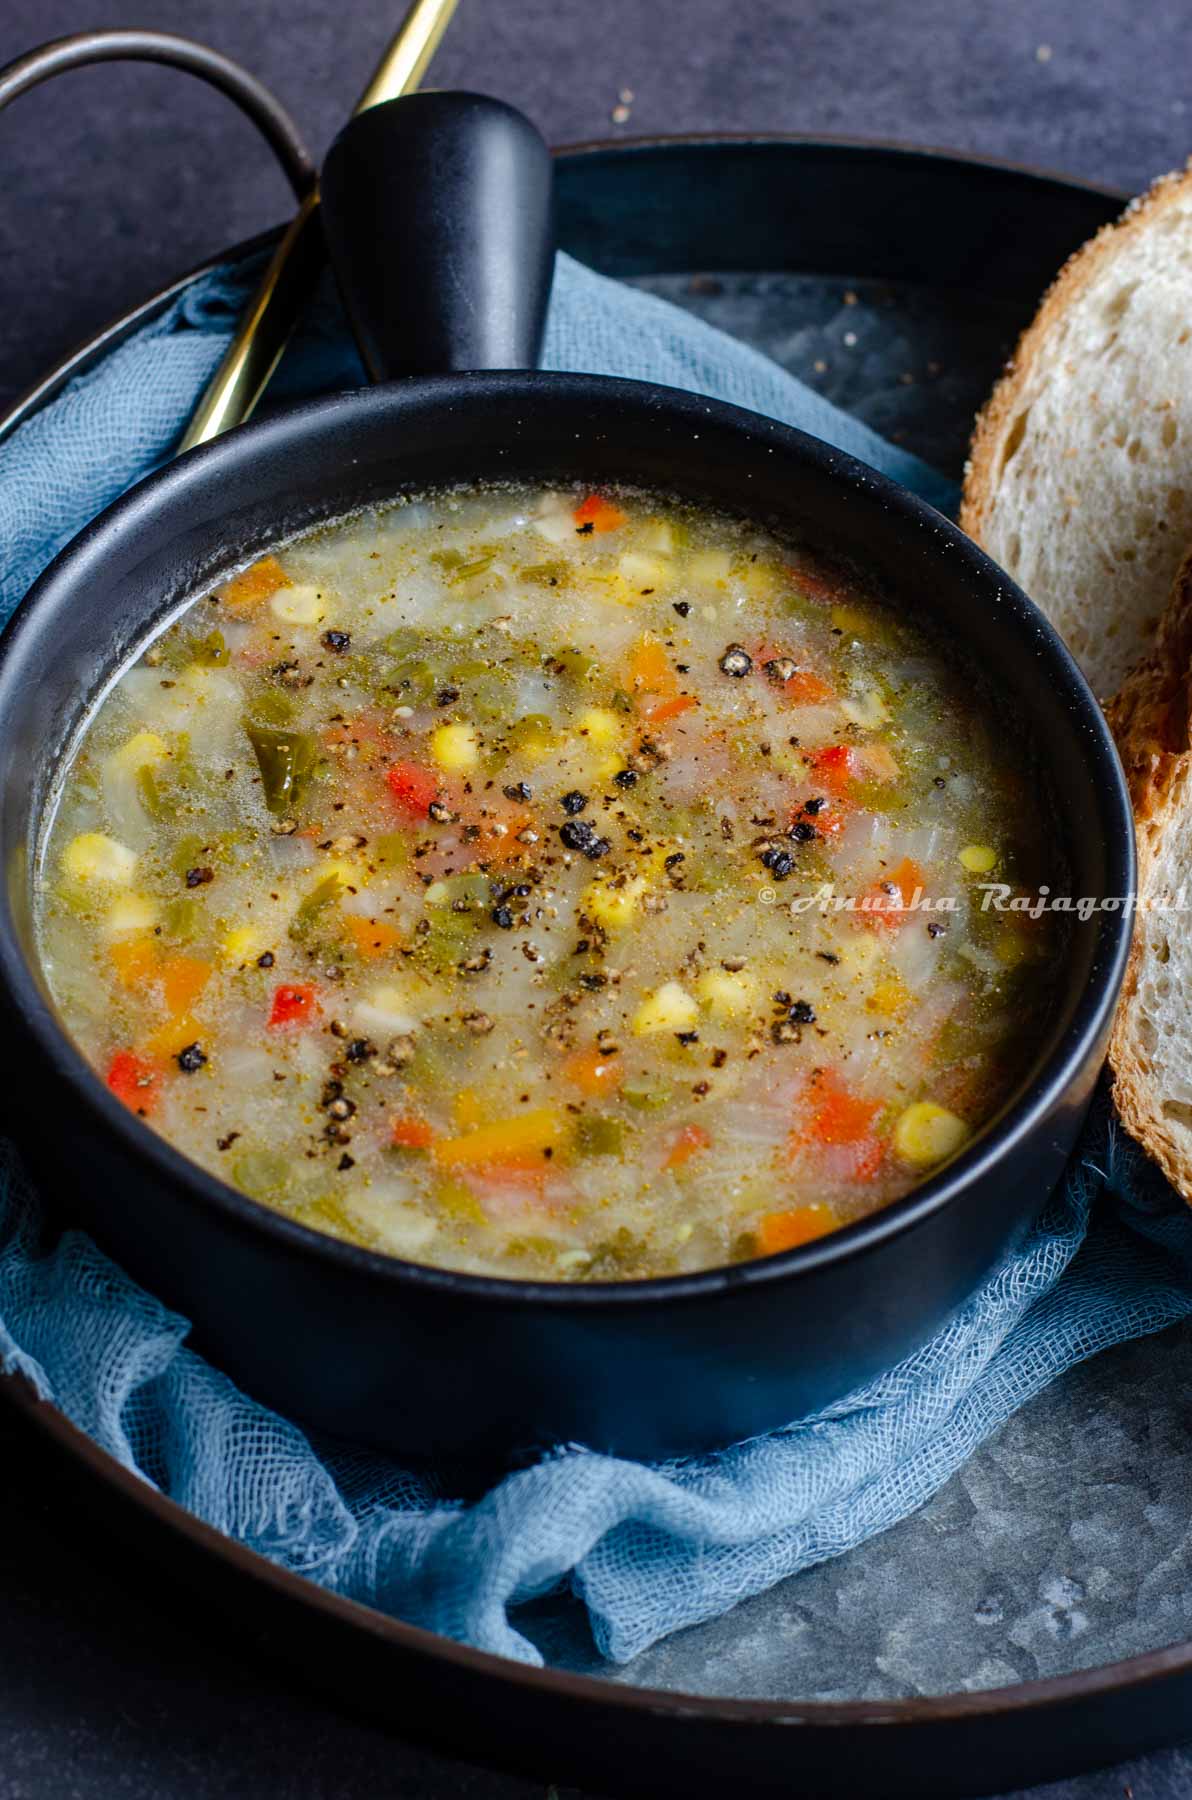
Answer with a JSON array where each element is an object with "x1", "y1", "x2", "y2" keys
[
  {"x1": 430, "y1": 721, "x2": 479, "y2": 771},
  {"x1": 631, "y1": 981, "x2": 699, "y2": 1036},
  {"x1": 894, "y1": 1101, "x2": 970, "y2": 1167},
  {"x1": 867, "y1": 975, "x2": 910, "y2": 1017},
  {"x1": 959, "y1": 844, "x2": 998, "y2": 873},
  {"x1": 270, "y1": 583, "x2": 327, "y2": 625},
  {"x1": 694, "y1": 967, "x2": 757, "y2": 1019},
  {"x1": 221, "y1": 924, "x2": 262, "y2": 963},
  {"x1": 584, "y1": 874, "x2": 648, "y2": 931},
  {"x1": 575, "y1": 707, "x2": 622, "y2": 748},
  {"x1": 63, "y1": 832, "x2": 137, "y2": 886}
]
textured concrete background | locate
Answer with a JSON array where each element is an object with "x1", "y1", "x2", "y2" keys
[{"x1": 2, "y1": 1, "x2": 1192, "y2": 1795}]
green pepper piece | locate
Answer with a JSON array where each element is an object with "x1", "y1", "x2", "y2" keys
[
  {"x1": 290, "y1": 874, "x2": 343, "y2": 940},
  {"x1": 430, "y1": 547, "x2": 496, "y2": 584},
  {"x1": 373, "y1": 831, "x2": 410, "y2": 869},
  {"x1": 245, "y1": 721, "x2": 318, "y2": 815},
  {"x1": 170, "y1": 833, "x2": 207, "y2": 877},
  {"x1": 162, "y1": 895, "x2": 201, "y2": 942},
  {"x1": 193, "y1": 628, "x2": 229, "y2": 666},
  {"x1": 250, "y1": 688, "x2": 297, "y2": 726},
  {"x1": 507, "y1": 712, "x2": 558, "y2": 756},
  {"x1": 548, "y1": 647, "x2": 595, "y2": 683},
  {"x1": 610, "y1": 687, "x2": 634, "y2": 714},
  {"x1": 520, "y1": 560, "x2": 569, "y2": 588},
  {"x1": 389, "y1": 657, "x2": 439, "y2": 705},
  {"x1": 136, "y1": 763, "x2": 166, "y2": 818},
  {"x1": 573, "y1": 1115, "x2": 625, "y2": 1157},
  {"x1": 231, "y1": 1149, "x2": 293, "y2": 1199},
  {"x1": 623, "y1": 1083, "x2": 673, "y2": 1112}
]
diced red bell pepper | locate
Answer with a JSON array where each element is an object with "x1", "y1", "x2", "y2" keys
[
  {"x1": 268, "y1": 983, "x2": 319, "y2": 1029},
  {"x1": 808, "y1": 744, "x2": 854, "y2": 799},
  {"x1": 574, "y1": 492, "x2": 627, "y2": 533},
  {"x1": 106, "y1": 1049, "x2": 160, "y2": 1117},
  {"x1": 386, "y1": 761, "x2": 440, "y2": 818}
]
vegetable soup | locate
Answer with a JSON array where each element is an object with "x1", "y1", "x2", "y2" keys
[{"x1": 38, "y1": 485, "x2": 1062, "y2": 1279}]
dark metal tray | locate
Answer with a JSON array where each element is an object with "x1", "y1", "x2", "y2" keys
[{"x1": 9, "y1": 134, "x2": 1184, "y2": 1800}]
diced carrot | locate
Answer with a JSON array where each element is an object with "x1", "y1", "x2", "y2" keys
[
  {"x1": 628, "y1": 635, "x2": 674, "y2": 694},
  {"x1": 574, "y1": 493, "x2": 627, "y2": 533},
  {"x1": 453, "y1": 1088, "x2": 485, "y2": 1130},
  {"x1": 268, "y1": 983, "x2": 319, "y2": 1028},
  {"x1": 344, "y1": 914, "x2": 402, "y2": 959},
  {"x1": 644, "y1": 691, "x2": 697, "y2": 725},
  {"x1": 795, "y1": 1070, "x2": 881, "y2": 1147},
  {"x1": 222, "y1": 555, "x2": 290, "y2": 611},
  {"x1": 562, "y1": 1047, "x2": 624, "y2": 1096},
  {"x1": 157, "y1": 955, "x2": 212, "y2": 1017},
  {"x1": 109, "y1": 938, "x2": 158, "y2": 988},
  {"x1": 432, "y1": 1107, "x2": 564, "y2": 1169},
  {"x1": 782, "y1": 670, "x2": 836, "y2": 704},
  {"x1": 147, "y1": 1013, "x2": 202, "y2": 1058},
  {"x1": 386, "y1": 761, "x2": 440, "y2": 818},
  {"x1": 862, "y1": 856, "x2": 926, "y2": 931},
  {"x1": 391, "y1": 1113, "x2": 436, "y2": 1151},
  {"x1": 808, "y1": 744, "x2": 854, "y2": 799},
  {"x1": 756, "y1": 1204, "x2": 835, "y2": 1255},
  {"x1": 663, "y1": 1122, "x2": 711, "y2": 1169},
  {"x1": 106, "y1": 1049, "x2": 160, "y2": 1117}
]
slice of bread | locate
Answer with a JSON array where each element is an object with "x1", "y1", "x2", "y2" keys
[
  {"x1": 1108, "y1": 545, "x2": 1192, "y2": 1193},
  {"x1": 961, "y1": 162, "x2": 1192, "y2": 699}
]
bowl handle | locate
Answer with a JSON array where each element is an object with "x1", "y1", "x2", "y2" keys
[{"x1": 320, "y1": 90, "x2": 555, "y2": 383}]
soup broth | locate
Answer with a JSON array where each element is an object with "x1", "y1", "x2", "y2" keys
[{"x1": 39, "y1": 485, "x2": 1061, "y2": 1280}]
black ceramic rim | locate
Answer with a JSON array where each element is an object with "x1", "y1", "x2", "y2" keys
[
  {"x1": 0, "y1": 370, "x2": 1135, "y2": 1314},
  {"x1": 0, "y1": 135, "x2": 1173, "y2": 1790}
]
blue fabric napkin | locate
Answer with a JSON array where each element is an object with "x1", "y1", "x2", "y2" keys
[{"x1": 2, "y1": 250, "x2": 1191, "y2": 1669}]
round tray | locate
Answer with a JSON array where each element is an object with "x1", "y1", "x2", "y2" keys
[{"x1": 6, "y1": 134, "x2": 1181, "y2": 1800}]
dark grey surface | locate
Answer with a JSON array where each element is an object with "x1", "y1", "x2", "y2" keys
[{"x1": 3, "y1": 1, "x2": 1192, "y2": 1796}]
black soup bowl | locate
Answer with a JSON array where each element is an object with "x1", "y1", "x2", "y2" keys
[{"x1": 0, "y1": 96, "x2": 1134, "y2": 1462}]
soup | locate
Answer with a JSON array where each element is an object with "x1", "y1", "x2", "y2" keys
[{"x1": 39, "y1": 485, "x2": 1061, "y2": 1280}]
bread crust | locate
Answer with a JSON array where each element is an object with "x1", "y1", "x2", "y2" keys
[
  {"x1": 960, "y1": 160, "x2": 1192, "y2": 547},
  {"x1": 1107, "y1": 545, "x2": 1192, "y2": 1196}
]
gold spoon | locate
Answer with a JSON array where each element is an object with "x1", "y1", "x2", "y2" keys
[{"x1": 178, "y1": 0, "x2": 459, "y2": 454}]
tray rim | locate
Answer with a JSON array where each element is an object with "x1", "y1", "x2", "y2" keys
[
  {"x1": 0, "y1": 129, "x2": 1128, "y2": 449},
  {"x1": 1, "y1": 128, "x2": 1175, "y2": 1788},
  {"x1": 8, "y1": 1357, "x2": 1192, "y2": 1729}
]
